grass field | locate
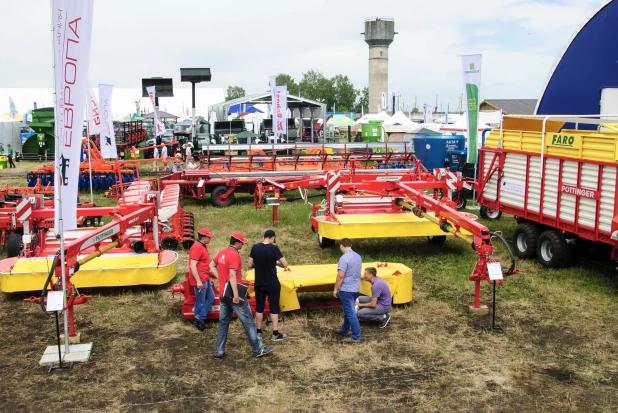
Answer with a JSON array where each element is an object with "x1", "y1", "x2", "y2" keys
[{"x1": 0, "y1": 163, "x2": 617, "y2": 412}]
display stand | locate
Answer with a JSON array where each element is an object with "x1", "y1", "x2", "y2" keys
[
  {"x1": 482, "y1": 262, "x2": 505, "y2": 334},
  {"x1": 48, "y1": 311, "x2": 73, "y2": 374}
]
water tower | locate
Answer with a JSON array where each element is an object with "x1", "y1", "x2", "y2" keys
[{"x1": 363, "y1": 18, "x2": 396, "y2": 114}]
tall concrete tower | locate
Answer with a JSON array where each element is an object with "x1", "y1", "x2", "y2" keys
[{"x1": 363, "y1": 18, "x2": 396, "y2": 114}]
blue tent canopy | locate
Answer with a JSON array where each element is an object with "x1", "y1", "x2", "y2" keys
[{"x1": 227, "y1": 103, "x2": 264, "y2": 115}]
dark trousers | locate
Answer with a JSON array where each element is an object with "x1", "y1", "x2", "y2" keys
[{"x1": 8, "y1": 157, "x2": 15, "y2": 168}]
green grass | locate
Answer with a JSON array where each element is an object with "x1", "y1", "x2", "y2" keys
[{"x1": 1, "y1": 178, "x2": 618, "y2": 412}]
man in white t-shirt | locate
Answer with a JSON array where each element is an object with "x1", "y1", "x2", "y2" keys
[{"x1": 152, "y1": 145, "x2": 160, "y2": 172}]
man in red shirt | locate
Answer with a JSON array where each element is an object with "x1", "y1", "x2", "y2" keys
[
  {"x1": 188, "y1": 228, "x2": 215, "y2": 331},
  {"x1": 210, "y1": 232, "x2": 273, "y2": 359}
]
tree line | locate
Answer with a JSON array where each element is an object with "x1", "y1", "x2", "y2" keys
[{"x1": 225, "y1": 70, "x2": 369, "y2": 113}]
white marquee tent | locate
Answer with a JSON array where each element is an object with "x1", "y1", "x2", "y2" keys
[{"x1": 0, "y1": 116, "x2": 22, "y2": 152}]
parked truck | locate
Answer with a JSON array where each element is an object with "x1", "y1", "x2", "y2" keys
[{"x1": 477, "y1": 115, "x2": 618, "y2": 280}]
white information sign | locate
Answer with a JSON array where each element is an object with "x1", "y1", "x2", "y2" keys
[
  {"x1": 487, "y1": 262, "x2": 504, "y2": 281},
  {"x1": 501, "y1": 178, "x2": 526, "y2": 196},
  {"x1": 46, "y1": 291, "x2": 65, "y2": 312}
]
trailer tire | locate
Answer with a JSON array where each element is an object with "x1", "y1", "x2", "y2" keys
[
  {"x1": 6, "y1": 233, "x2": 22, "y2": 258},
  {"x1": 211, "y1": 185, "x2": 235, "y2": 207},
  {"x1": 480, "y1": 205, "x2": 502, "y2": 220},
  {"x1": 427, "y1": 235, "x2": 447, "y2": 245},
  {"x1": 536, "y1": 230, "x2": 573, "y2": 268},
  {"x1": 318, "y1": 234, "x2": 335, "y2": 248},
  {"x1": 513, "y1": 223, "x2": 541, "y2": 259}
]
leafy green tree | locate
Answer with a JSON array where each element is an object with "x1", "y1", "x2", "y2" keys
[
  {"x1": 332, "y1": 75, "x2": 358, "y2": 112},
  {"x1": 273, "y1": 74, "x2": 299, "y2": 95},
  {"x1": 354, "y1": 87, "x2": 368, "y2": 113},
  {"x1": 225, "y1": 86, "x2": 246, "y2": 101},
  {"x1": 299, "y1": 70, "x2": 335, "y2": 108}
]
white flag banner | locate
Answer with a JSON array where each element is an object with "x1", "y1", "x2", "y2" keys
[
  {"x1": 273, "y1": 86, "x2": 287, "y2": 139},
  {"x1": 9, "y1": 97, "x2": 18, "y2": 119},
  {"x1": 87, "y1": 86, "x2": 101, "y2": 135},
  {"x1": 99, "y1": 84, "x2": 117, "y2": 159},
  {"x1": 146, "y1": 86, "x2": 166, "y2": 136},
  {"x1": 461, "y1": 54, "x2": 482, "y2": 163},
  {"x1": 53, "y1": 0, "x2": 94, "y2": 231},
  {"x1": 269, "y1": 75, "x2": 276, "y2": 120}
]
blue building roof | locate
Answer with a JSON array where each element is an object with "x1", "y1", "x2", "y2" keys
[{"x1": 536, "y1": 0, "x2": 618, "y2": 126}]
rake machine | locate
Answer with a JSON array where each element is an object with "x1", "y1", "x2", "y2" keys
[{"x1": 27, "y1": 138, "x2": 138, "y2": 191}]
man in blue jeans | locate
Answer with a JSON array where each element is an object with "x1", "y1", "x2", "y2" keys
[
  {"x1": 211, "y1": 232, "x2": 273, "y2": 359},
  {"x1": 189, "y1": 228, "x2": 216, "y2": 331},
  {"x1": 333, "y1": 238, "x2": 363, "y2": 343}
]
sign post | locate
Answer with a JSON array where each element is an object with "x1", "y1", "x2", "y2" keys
[{"x1": 483, "y1": 262, "x2": 505, "y2": 334}]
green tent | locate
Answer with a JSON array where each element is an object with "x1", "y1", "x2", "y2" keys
[
  {"x1": 235, "y1": 130, "x2": 260, "y2": 138},
  {"x1": 326, "y1": 114, "x2": 356, "y2": 126}
]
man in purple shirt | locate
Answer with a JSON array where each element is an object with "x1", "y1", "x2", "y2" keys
[
  {"x1": 334, "y1": 238, "x2": 363, "y2": 343},
  {"x1": 357, "y1": 267, "x2": 392, "y2": 328}
]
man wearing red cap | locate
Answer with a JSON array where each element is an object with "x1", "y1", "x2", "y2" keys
[
  {"x1": 211, "y1": 232, "x2": 273, "y2": 358},
  {"x1": 188, "y1": 228, "x2": 215, "y2": 331}
]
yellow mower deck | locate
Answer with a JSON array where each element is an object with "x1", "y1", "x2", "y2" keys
[
  {"x1": 0, "y1": 250, "x2": 179, "y2": 293},
  {"x1": 245, "y1": 261, "x2": 412, "y2": 312},
  {"x1": 316, "y1": 213, "x2": 472, "y2": 240}
]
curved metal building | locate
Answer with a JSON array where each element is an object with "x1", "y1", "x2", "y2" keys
[{"x1": 536, "y1": 0, "x2": 618, "y2": 121}]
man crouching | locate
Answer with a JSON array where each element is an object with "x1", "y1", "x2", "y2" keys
[{"x1": 357, "y1": 267, "x2": 391, "y2": 328}]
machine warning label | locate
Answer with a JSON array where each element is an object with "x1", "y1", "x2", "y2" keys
[{"x1": 501, "y1": 178, "x2": 525, "y2": 196}]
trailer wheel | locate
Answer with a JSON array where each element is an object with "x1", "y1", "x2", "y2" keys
[
  {"x1": 6, "y1": 233, "x2": 22, "y2": 258},
  {"x1": 480, "y1": 205, "x2": 502, "y2": 220},
  {"x1": 318, "y1": 234, "x2": 335, "y2": 248},
  {"x1": 513, "y1": 223, "x2": 541, "y2": 259},
  {"x1": 536, "y1": 230, "x2": 573, "y2": 268},
  {"x1": 211, "y1": 185, "x2": 235, "y2": 207},
  {"x1": 427, "y1": 235, "x2": 447, "y2": 245}
]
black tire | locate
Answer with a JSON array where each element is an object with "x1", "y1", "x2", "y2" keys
[
  {"x1": 427, "y1": 235, "x2": 447, "y2": 245},
  {"x1": 6, "y1": 233, "x2": 22, "y2": 258},
  {"x1": 161, "y1": 237, "x2": 179, "y2": 251},
  {"x1": 318, "y1": 234, "x2": 335, "y2": 248},
  {"x1": 454, "y1": 191, "x2": 467, "y2": 210},
  {"x1": 536, "y1": 230, "x2": 573, "y2": 268},
  {"x1": 211, "y1": 185, "x2": 235, "y2": 207},
  {"x1": 513, "y1": 223, "x2": 541, "y2": 259},
  {"x1": 480, "y1": 205, "x2": 502, "y2": 220}
]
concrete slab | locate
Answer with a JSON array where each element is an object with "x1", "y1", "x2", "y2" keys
[{"x1": 39, "y1": 343, "x2": 93, "y2": 366}]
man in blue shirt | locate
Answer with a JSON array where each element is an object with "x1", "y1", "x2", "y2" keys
[{"x1": 333, "y1": 238, "x2": 362, "y2": 343}]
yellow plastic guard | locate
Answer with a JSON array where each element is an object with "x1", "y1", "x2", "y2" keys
[
  {"x1": 317, "y1": 213, "x2": 472, "y2": 240},
  {"x1": 0, "y1": 252, "x2": 178, "y2": 292},
  {"x1": 246, "y1": 262, "x2": 412, "y2": 312}
]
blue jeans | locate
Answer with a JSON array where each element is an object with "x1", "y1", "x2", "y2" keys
[
  {"x1": 339, "y1": 291, "x2": 361, "y2": 341},
  {"x1": 194, "y1": 280, "x2": 215, "y2": 322},
  {"x1": 214, "y1": 298, "x2": 263, "y2": 357}
]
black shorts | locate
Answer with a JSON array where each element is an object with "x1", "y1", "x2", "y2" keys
[{"x1": 254, "y1": 283, "x2": 281, "y2": 314}]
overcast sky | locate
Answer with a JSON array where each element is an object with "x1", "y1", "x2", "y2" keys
[{"x1": 0, "y1": 0, "x2": 608, "y2": 112}]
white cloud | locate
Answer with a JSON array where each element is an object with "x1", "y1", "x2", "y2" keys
[{"x1": 0, "y1": 0, "x2": 608, "y2": 114}]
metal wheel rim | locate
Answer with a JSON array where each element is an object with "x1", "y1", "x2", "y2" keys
[
  {"x1": 487, "y1": 208, "x2": 500, "y2": 219},
  {"x1": 540, "y1": 240, "x2": 553, "y2": 262},
  {"x1": 516, "y1": 233, "x2": 527, "y2": 252}
]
